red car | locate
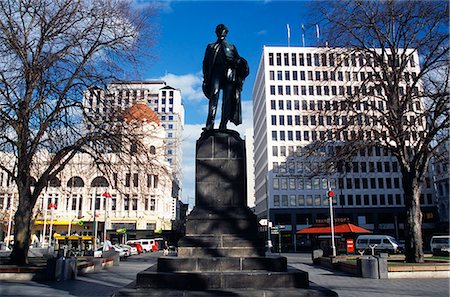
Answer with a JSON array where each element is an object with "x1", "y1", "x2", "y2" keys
[{"x1": 128, "y1": 242, "x2": 144, "y2": 254}]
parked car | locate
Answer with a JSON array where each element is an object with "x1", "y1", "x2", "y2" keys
[
  {"x1": 126, "y1": 239, "x2": 155, "y2": 252},
  {"x1": 355, "y1": 235, "x2": 402, "y2": 254},
  {"x1": 430, "y1": 235, "x2": 450, "y2": 256},
  {"x1": 111, "y1": 245, "x2": 127, "y2": 258},
  {"x1": 128, "y1": 242, "x2": 144, "y2": 254},
  {"x1": 120, "y1": 244, "x2": 138, "y2": 256},
  {"x1": 94, "y1": 247, "x2": 103, "y2": 258}
]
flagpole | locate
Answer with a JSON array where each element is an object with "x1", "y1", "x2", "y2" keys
[
  {"x1": 301, "y1": 24, "x2": 305, "y2": 47},
  {"x1": 286, "y1": 24, "x2": 291, "y2": 47}
]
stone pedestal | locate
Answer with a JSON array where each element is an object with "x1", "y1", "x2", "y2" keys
[{"x1": 114, "y1": 130, "x2": 336, "y2": 296}]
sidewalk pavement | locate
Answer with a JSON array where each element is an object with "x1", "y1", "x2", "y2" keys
[
  {"x1": 0, "y1": 253, "x2": 158, "y2": 297},
  {"x1": 283, "y1": 253, "x2": 450, "y2": 297}
]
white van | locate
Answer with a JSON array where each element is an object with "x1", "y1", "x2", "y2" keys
[
  {"x1": 430, "y1": 235, "x2": 450, "y2": 256},
  {"x1": 355, "y1": 235, "x2": 401, "y2": 254},
  {"x1": 126, "y1": 239, "x2": 155, "y2": 252}
]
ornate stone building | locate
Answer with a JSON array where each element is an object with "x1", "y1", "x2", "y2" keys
[{"x1": 0, "y1": 101, "x2": 174, "y2": 245}]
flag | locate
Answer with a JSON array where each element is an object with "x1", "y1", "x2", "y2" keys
[{"x1": 316, "y1": 24, "x2": 320, "y2": 39}]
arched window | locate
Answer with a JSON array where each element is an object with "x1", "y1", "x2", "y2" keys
[
  {"x1": 67, "y1": 176, "x2": 85, "y2": 187},
  {"x1": 149, "y1": 145, "x2": 156, "y2": 155},
  {"x1": 91, "y1": 176, "x2": 109, "y2": 187},
  {"x1": 48, "y1": 177, "x2": 61, "y2": 187}
]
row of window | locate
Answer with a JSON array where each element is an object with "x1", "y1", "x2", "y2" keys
[
  {"x1": 270, "y1": 129, "x2": 423, "y2": 142},
  {"x1": 267, "y1": 52, "x2": 415, "y2": 68},
  {"x1": 269, "y1": 84, "x2": 420, "y2": 98},
  {"x1": 272, "y1": 176, "x2": 402, "y2": 191},
  {"x1": 272, "y1": 160, "x2": 400, "y2": 175},
  {"x1": 273, "y1": 192, "x2": 432, "y2": 208},
  {"x1": 269, "y1": 98, "x2": 421, "y2": 112},
  {"x1": 269, "y1": 69, "x2": 418, "y2": 83}
]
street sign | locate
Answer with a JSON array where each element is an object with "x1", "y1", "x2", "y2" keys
[
  {"x1": 259, "y1": 219, "x2": 268, "y2": 226},
  {"x1": 327, "y1": 189, "x2": 336, "y2": 197},
  {"x1": 271, "y1": 229, "x2": 279, "y2": 235}
]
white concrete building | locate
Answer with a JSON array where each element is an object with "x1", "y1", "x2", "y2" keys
[
  {"x1": 83, "y1": 81, "x2": 185, "y2": 203},
  {"x1": 252, "y1": 46, "x2": 437, "y2": 252}
]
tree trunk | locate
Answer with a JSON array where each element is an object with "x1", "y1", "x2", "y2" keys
[
  {"x1": 402, "y1": 171, "x2": 424, "y2": 263},
  {"x1": 9, "y1": 192, "x2": 33, "y2": 266}
]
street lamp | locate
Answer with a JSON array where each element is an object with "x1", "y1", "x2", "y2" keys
[{"x1": 327, "y1": 188, "x2": 336, "y2": 257}]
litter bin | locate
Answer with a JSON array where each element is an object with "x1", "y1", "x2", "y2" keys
[
  {"x1": 358, "y1": 256, "x2": 379, "y2": 279},
  {"x1": 46, "y1": 256, "x2": 77, "y2": 281}
]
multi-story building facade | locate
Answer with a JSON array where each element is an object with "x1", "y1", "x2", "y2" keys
[
  {"x1": 432, "y1": 139, "x2": 449, "y2": 232},
  {"x1": 252, "y1": 46, "x2": 438, "y2": 252},
  {"x1": 0, "y1": 103, "x2": 175, "y2": 244},
  {"x1": 83, "y1": 81, "x2": 185, "y2": 202}
]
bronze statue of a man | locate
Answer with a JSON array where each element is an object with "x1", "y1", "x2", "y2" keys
[{"x1": 202, "y1": 24, "x2": 249, "y2": 130}]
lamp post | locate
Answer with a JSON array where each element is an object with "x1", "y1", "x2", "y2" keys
[
  {"x1": 102, "y1": 191, "x2": 111, "y2": 244},
  {"x1": 5, "y1": 193, "x2": 14, "y2": 249},
  {"x1": 327, "y1": 188, "x2": 336, "y2": 257}
]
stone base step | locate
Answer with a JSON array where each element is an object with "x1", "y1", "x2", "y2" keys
[
  {"x1": 177, "y1": 246, "x2": 264, "y2": 257},
  {"x1": 114, "y1": 283, "x2": 337, "y2": 297},
  {"x1": 136, "y1": 265, "x2": 309, "y2": 290},
  {"x1": 157, "y1": 256, "x2": 287, "y2": 272}
]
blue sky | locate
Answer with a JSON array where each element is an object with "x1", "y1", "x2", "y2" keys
[{"x1": 137, "y1": 0, "x2": 321, "y2": 204}]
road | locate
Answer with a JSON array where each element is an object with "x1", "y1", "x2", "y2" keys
[{"x1": 0, "y1": 252, "x2": 449, "y2": 297}]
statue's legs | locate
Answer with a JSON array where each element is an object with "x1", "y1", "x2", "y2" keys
[
  {"x1": 219, "y1": 83, "x2": 234, "y2": 130},
  {"x1": 205, "y1": 80, "x2": 220, "y2": 130}
]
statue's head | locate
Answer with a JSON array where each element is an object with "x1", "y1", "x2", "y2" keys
[{"x1": 215, "y1": 24, "x2": 228, "y2": 39}]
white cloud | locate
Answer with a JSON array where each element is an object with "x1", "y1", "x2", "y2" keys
[
  {"x1": 180, "y1": 100, "x2": 254, "y2": 205},
  {"x1": 160, "y1": 72, "x2": 205, "y2": 102},
  {"x1": 257, "y1": 30, "x2": 268, "y2": 36}
]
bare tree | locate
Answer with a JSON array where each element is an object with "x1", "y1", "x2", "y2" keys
[
  {"x1": 311, "y1": 0, "x2": 449, "y2": 262},
  {"x1": 0, "y1": 0, "x2": 157, "y2": 265}
]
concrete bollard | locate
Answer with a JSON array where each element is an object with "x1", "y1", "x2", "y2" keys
[
  {"x1": 376, "y1": 254, "x2": 388, "y2": 279},
  {"x1": 311, "y1": 249, "x2": 323, "y2": 262}
]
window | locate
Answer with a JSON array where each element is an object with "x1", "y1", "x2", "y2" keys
[
  {"x1": 271, "y1": 100, "x2": 276, "y2": 110},
  {"x1": 306, "y1": 53, "x2": 312, "y2": 66},
  {"x1": 124, "y1": 194, "x2": 130, "y2": 210},
  {"x1": 299, "y1": 53, "x2": 304, "y2": 66},
  {"x1": 272, "y1": 131, "x2": 277, "y2": 140},
  {"x1": 285, "y1": 71, "x2": 290, "y2": 80},
  {"x1": 271, "y1": 115, "x2": 277, "y2": 125},
  {"x1": 269, "y1": 53, "x2": 274, "y2": 65},
  {"x1": 276, "y1": 53, "x2": 281, "y2": 65},
  {"x1": 274, "y1": 195, "x2": 280, "y2": 206},
  {"x1": 277, "y1": 71, "x2": 283, "y2": 80},
  {"x1": 270, "y1": 86, "x2": 275, "y2": 95}
]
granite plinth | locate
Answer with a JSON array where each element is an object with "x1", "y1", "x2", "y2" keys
[{"x1": 113, "y1": 130, "x2": 337, "y2": 296}]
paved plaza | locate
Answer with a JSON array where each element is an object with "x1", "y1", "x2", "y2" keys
[{"x1": 0, "y1": 252, "x2": 448, "y2": 297}]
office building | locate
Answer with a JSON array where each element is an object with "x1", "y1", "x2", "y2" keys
[{"x1": 252, "y1": 46, "x2": 437, "y2": 251}]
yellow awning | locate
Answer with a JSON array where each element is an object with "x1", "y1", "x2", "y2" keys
[{"x1": 34, "y1": 220, "x2": 76, "y2": 226}]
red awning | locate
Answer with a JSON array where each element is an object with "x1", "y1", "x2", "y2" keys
[{"x1": 296, "y1": 223, "x2": 372, "y2": 235}]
